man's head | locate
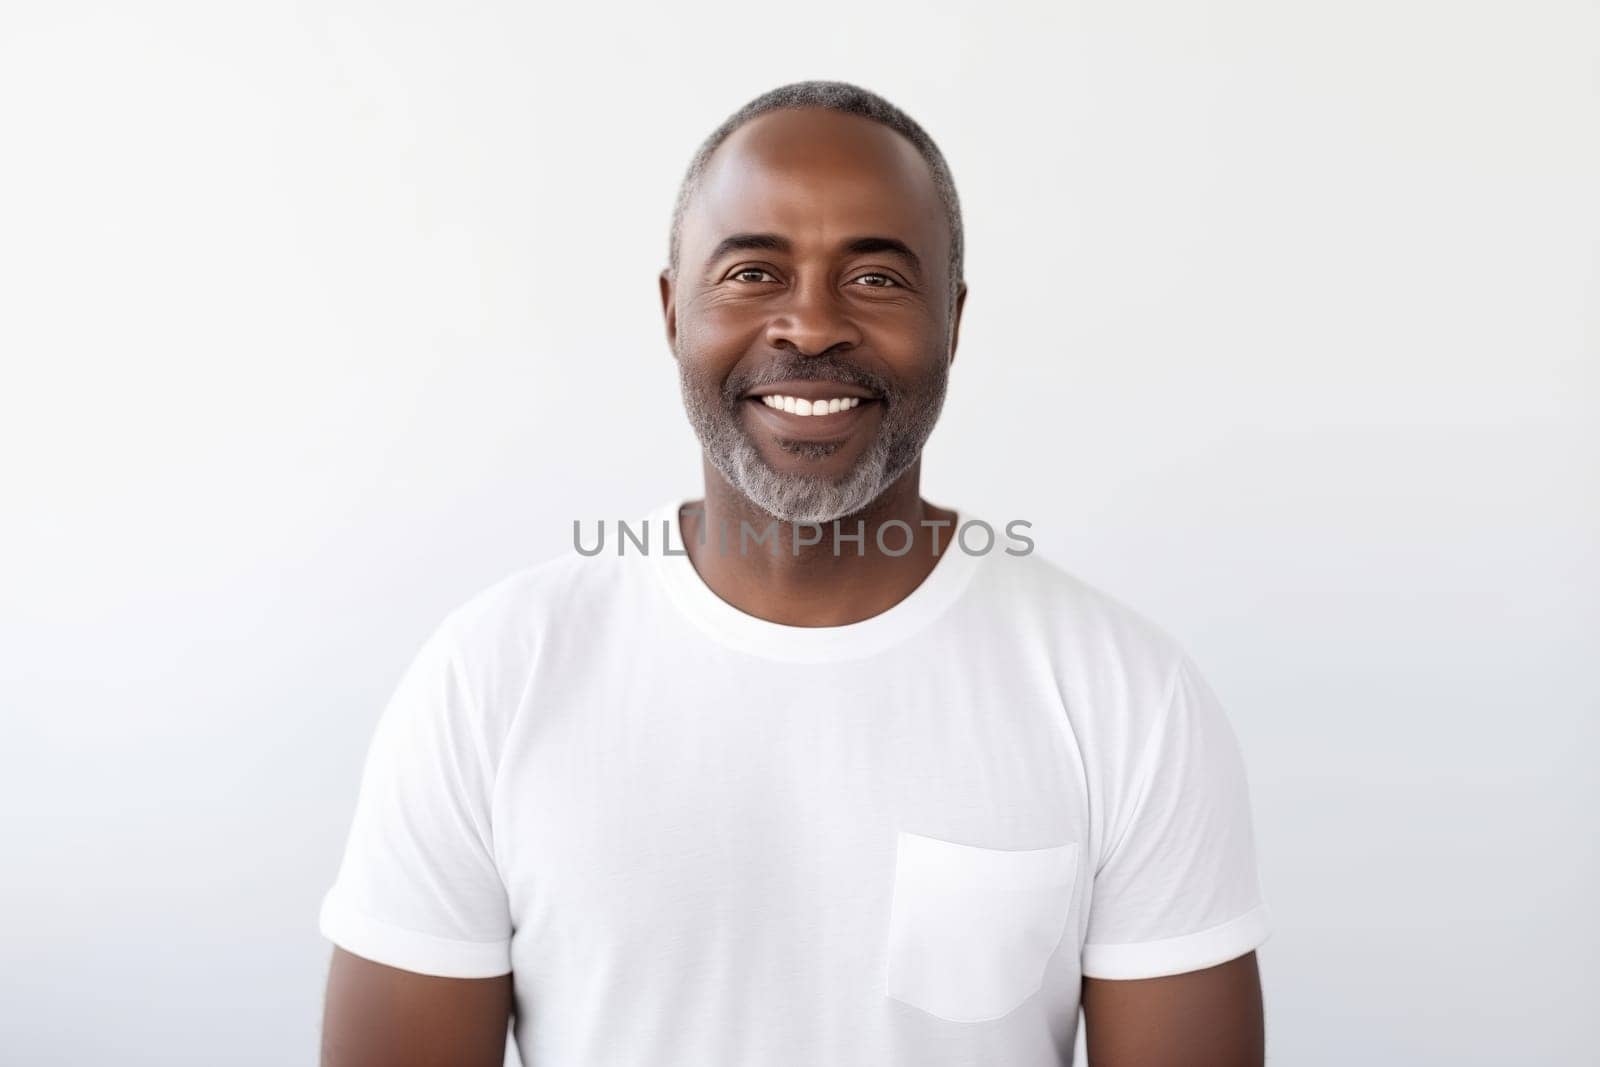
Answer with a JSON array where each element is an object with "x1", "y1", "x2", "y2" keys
[{"x1": 661, "y1": 81, "x2": 967, "y2": 525}]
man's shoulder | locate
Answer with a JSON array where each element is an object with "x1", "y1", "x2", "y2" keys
[
  {"x1": 432, "y1": 547, "x2": 637, "y2": 656},
  {"x1": 978, "y1": 547, "x2": 1187, "y2": 679},
  {"x1": 974, "y1": 549, "x2": 1212, "y2": 763}
]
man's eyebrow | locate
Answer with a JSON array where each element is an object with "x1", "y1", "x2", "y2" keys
[
  {"x1": 706, "y1": 233, "x2": 791, "y2": 265},
  {"x1": 842, "y1": 236, "x2": 923, "y2": 277},
  {"x1": 702, "y1": 232, "x2": 926, "y2": 280}
]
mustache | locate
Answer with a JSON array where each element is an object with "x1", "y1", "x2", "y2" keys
[{"x1": 722, "y1": 353, "x2": 891, "y2": 405}]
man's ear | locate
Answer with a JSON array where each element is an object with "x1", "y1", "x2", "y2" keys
[
  {"x1": 948, "y1": 281, "x2": 968, "y2": 369},
  {"x1": 659, "y1": 269, "x2": 677, "y2": 353}
]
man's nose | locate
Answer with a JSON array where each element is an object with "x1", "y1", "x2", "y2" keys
[{"x1": 764, "y1": 280, "x2": 863, "y2": 356}]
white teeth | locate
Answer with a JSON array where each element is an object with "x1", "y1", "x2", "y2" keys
[{"x1": 758, "y1": 395, "x2": 863, "y2": 415}]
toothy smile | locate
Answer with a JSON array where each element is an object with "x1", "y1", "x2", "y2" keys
[{"x1": 755, "y1": 395, "x2": 865, "y2": 416}]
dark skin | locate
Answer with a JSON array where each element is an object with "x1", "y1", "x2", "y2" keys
[
  {"x1": 321, "y1": 950, "x2": 511, "y2": 1067},
  {"x1": 1081, "y1": 952, "x2": 1265, "y2": 1066},
  {"x1": 320, "y1": 106, "x2": 1264, "y2": 1066},
  {"x1": 662, "y1": 107, "x2": 966, "y2": 625}
]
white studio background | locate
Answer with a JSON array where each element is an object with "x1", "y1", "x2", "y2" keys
[{"x1": 1, "y1": 2, "x2": 1594, "y2": 1064}]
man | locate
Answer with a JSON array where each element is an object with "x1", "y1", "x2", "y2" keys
[{"x1": 319, "y1": 81, "x2": 1272, "y2": 1066}]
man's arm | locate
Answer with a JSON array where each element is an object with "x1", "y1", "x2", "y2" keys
[
  {"x1": 321, "y1": 947, "x2": 513, "y2": 1067},
  {"x1": 1080, "y1": 951, "x2": 1264, "y2": 1067}
]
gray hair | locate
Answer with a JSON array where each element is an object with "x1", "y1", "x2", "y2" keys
[{"x1": 667, "y1": 80, "x2": 964, "y2": 301}]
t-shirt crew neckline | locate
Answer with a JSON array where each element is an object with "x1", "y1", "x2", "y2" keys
[{"x1": 644, "y1": 496, "x2": 987, "y2": 663}]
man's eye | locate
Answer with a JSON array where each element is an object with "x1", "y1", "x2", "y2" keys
[
  {"x1": 731, "y1": 268, "x2": 775, "y2": 283},
  {"x1": 852, "y1": 273, "x2": 898, "y2": 288}
]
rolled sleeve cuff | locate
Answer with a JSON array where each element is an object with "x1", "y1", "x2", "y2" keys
[
  {"x1": 1081, "y1": 902, "x2": 1272, "y2": 980},
  {"x1": 318, "y1": 889, "x2": 512, "y2": 979}
]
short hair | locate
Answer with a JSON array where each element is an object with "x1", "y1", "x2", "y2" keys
[{"x1": 667, "y1": 80, "x2": 964, "y2": 301}]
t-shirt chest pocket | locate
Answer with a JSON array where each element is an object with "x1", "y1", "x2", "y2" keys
[{"x1": 883, "y1": 829, "x2": 1080, "y2": 1023}]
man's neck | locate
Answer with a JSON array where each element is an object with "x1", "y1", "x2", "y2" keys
[{"x1": 680, "y1": 459, "x2": 959, "y2": 628}]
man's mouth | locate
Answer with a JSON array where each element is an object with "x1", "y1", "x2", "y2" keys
[
  {"x1": 741, "y1": 381, "x2": 884, "y2": 440},
  {"x1": 753, "y1": 394, "x2": 867, "y2": 416}
]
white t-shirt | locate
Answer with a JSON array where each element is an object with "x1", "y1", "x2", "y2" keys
[{"x1": 319, "y1": 496, "x2": 1272, "y2": 1065}]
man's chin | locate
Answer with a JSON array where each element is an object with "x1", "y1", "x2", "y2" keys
[
  {"x1": 728, "y1": 451, "x2": 884, "y2": 526},
  {"x1": 751, "y1": 448, "x2": 862, "y2": 487}
]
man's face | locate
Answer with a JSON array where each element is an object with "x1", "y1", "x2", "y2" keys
[{"x1": 662, "y1": 108, "x2": 964, "y2": 524}]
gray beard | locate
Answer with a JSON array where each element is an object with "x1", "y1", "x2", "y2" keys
[{"x1": 674, "y1": 344, "x2": 948, "y2": 525}]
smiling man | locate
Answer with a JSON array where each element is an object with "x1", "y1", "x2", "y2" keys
[{"x1": 319, "y1": 81, "x2": 1272, "y2": 1067}]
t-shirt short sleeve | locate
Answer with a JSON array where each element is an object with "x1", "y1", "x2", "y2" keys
[
  {"x1": 318, "y1": 617, "x2": 513, "y2": 978},
  {"x1": 1081, "y1": 653, "x2": 1272, "y2": 980}
]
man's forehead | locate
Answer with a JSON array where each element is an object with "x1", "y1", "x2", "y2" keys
[{"x1": 683, "y1": 109, "x2": 947, "y2": 262}]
